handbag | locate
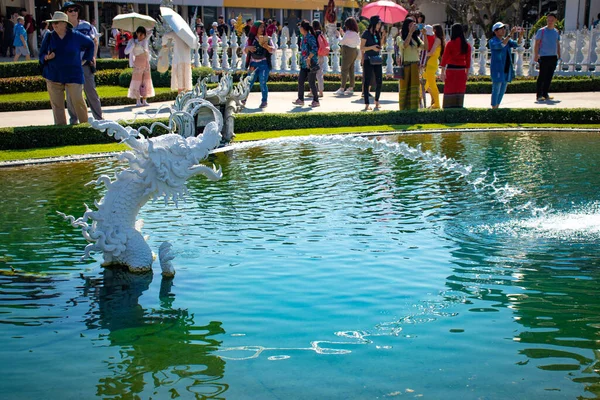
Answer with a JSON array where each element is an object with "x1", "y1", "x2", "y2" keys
[
  {"x1": 108, "y1": 37, "x2": 116, "y2": 48},
  {"x1": 393, "y1": 65, "x2": 404, "y2": 79},
  {"x1": 368, "y1": 55, "x2": 383, "y2": 65}
]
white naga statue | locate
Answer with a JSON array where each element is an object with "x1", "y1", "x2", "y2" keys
[
  {"x1": 59, "y1": 99, "x2": 224, "y2": 278},
  {"x1": 173, "y1": 70, "x2": 254, "y2": 143}
]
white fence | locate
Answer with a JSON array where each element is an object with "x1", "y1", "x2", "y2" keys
[{"x1": 196, "y1": 27, "x2": 600, "y2": 77}]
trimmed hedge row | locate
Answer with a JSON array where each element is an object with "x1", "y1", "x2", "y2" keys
[
  {"x1": 0, "y1": 90, "x2": 180, "y2": 112},
  {"x1": 118, "y1": 67, "x2": 214, "y2": 88},
  {"x1": 0, "y1": 59, "x2": 129, "y2": 78},
  {"x1": 0, "y1": 77, "x2": 597, "y2": 112},
  {"x1": 1, "y1": 108, "x2": 598, "y2": 150},
  {"x1": 0, "y1": 117, "x2": 170, "y2": 150},
  {"x1": 0, "y1": 69, "x2": 123, "y2": 94},
  {"x1": 233, "y1": 108, "x2": 600, "y2": 133}
]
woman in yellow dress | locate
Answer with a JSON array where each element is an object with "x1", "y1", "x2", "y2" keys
[{"x1": 423, "y1": 24, "x2": 445, "y2": 109}]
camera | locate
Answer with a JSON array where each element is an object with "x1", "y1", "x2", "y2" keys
[{"x1": 417, "y1": 23, "x2": 424, "y2": 30}]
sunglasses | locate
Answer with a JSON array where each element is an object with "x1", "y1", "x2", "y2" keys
[{"x1": 66, "y1": 8, "x2": 78, "y2": 13}]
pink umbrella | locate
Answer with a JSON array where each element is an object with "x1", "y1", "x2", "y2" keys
[{"x1": 361, "y1": 0, "x2": 408, "y2": 24}]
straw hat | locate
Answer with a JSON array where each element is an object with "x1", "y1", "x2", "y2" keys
[{"x1": 46, "y1": 11, "x2": 73, "y2": 27}]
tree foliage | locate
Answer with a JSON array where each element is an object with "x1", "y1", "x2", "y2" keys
[{"x1": 432, "y1": 0, "x2": 521, "y2": 37}]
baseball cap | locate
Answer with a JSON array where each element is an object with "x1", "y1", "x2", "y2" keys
[{"x1": 492, "y1": 22, "x2": 505, "y2": 31}]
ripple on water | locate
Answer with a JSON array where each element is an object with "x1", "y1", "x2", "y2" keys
[{"x1": 0, "y1": 133, "x2": 600, "y2": 399}]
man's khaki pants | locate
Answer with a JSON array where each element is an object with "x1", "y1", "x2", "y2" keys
[{"x1": 46, "y1": 80, "x2": 88, "y2": 125}]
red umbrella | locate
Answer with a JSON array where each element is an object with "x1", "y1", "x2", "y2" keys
[{"x1": 361, "y1": 0, "x2": 408, "y2": 24}]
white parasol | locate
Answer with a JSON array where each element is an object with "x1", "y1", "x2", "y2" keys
[
  {"x1": 112, "y1": 12, "x2": 156, "y2": 33},
  {"x1": 160, "y1": 7, "x2": 198, "y2": 49}
]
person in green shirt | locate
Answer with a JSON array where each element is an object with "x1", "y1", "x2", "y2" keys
[{"x1": 396, "y1": 17, "x2": 426, "y2": 110}]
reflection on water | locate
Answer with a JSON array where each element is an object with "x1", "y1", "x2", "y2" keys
[
  {"x1": 0, "y1": 131, "x2": 600, "y2": 398},
  {"x1": 81, "y1": 268, "x2": 227, "y2": 399}
]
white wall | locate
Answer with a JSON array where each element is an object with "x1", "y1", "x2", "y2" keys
[{"x1": 565, "y1": 0, "x2": 600, "y2": 30}]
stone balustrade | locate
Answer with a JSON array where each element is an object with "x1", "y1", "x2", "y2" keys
[{"x1": 193, "y1": 26, "x2": 600, "y2": 77}]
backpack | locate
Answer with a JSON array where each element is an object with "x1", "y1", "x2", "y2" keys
[{"x1": 317, "y1": 33, "x2": 330, "y2": 56}]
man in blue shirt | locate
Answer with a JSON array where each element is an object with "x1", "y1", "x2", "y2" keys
[
  {"x1": 39, "y1": 11, "x2": 94, "y2": 125},
  {"x1": 62, "y1": 1, "x2": 103, "y2": 124},
  {"x1": 533, "y1": 12, "x2": 561, "y2": 102},
  {"x1": 12, "y1": 16, "x2": 30, "y2": 61}
]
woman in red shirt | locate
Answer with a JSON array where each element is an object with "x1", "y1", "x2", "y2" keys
[
  {"x1": 440, "y1": 23, "x2": 471, "y2": 108},
  {"x1": 116, "y1": 29, "x2": 132, "y2": 59}
]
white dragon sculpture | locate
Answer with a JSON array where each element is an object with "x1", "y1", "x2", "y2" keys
[{"x1": 59, "y1": 100, "x2": 224, "y2": 278}]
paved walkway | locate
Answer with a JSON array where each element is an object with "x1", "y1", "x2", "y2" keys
[{"x1": 0, "y1": 91, "x2": 599, "y2": 129}]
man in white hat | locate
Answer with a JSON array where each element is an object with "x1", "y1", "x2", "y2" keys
[
  {"x1": 489, "y1": 21, "x2": 523, "y2": 108},
  {"x1": 39, "y1": 11, "x2": 94, "y2": 125},
  {"x1": 62, "y1": 1, "x2": 103, "y2": 124}
]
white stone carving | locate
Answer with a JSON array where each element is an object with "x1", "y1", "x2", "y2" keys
[{"x1": 59, "y1": 99, "x2": 224, "y2": 275}]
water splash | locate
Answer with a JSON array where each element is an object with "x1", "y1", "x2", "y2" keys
[
  {"x1": 475, "y1": 201, "x2": 600, "y2": 240},
  {"x1": 233, "y1": 135, "x2": 529, "y2": 211}
]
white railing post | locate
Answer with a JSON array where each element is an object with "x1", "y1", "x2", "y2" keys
[
  {"x1": 221, "y1": 32, "x2": 230, "y2": 70},
  {"x1": 354, "y1": 53, "x2": 362, "y2": 76},
  {"x1": 592, "y1": 24, "x2": 600, "y2": 74},
  {"x1": 516, "y1": 40, "x2": 525, "y2": 77},
  {"x1": 467, "y1": 33, "x2": 475, "y2": 76},
  {"x1": 385, "y1": 34, "x2": 394, "y2": 75},
  {"x1": 230, "y1": 32, "x2": 239, "y2": 70},
  {"x1": 211, "y1": 31, "x2": 220, "y2": 70},
  {"x1": 201, "y1": 32, "x2": 210, "y2": 67},
  {"x1": 478, "y1": 33, "x2": 487, "y2": 76},
  {"x1": 280, "y1": 33, "x2": 289, "y2": 72},
  {"x1": 330, "y1": 34, "x2": 341, "y2": 73},
  {"x1": 528, "y1": 38, "x2": 537, "y2": 76},
  {"x1": 271, "y1": 32, "x2": 279, "y2": 71},
  {"x1": 290, "y1": 33, "x2": 299, "y2": 72}
]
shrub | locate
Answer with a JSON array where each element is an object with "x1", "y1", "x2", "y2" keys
[
  {"x1": 0, "y1": 118, "x2": 171, "y2": 150},
  {"x1": 233, "y1": 108, "x2": 600, "y2": 133},
  {"x1": 118, "y1": 66, "x2": 215, "y2": 87},
  {"x1": 1, "y1": 108, "x2": 598, "y2": 150},
  {"x1": 0, "y1": 69, "x2": 124, "y2": 94},
  {"x1": 0, "y1": 58, "x2": 129, "y2": 79}
]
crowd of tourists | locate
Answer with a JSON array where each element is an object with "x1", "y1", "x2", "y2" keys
[
  {"x1": 0, "y1": 3, "x2": 563, "y2": 125},
  {"x1": 243, "y1": 11, "x2": 561, "y2": 111}
]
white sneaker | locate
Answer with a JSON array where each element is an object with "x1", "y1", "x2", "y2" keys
[
  {"x1": 333, "y1": 88, "x2": 345, "y2": 95},
  {"x1": 344, "y1": 88, "x2": 354, "y2": 96}
]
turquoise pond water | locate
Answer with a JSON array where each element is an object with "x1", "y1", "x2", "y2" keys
[{"x1": 1, "y1": 131, "x2": 600, "y2": 399}]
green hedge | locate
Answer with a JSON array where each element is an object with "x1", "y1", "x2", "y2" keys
[
  {"x1": 0, "y1": 77, "x2": 597, "y2": 112},
  {"x1": 0, "y1": 69, "x2": 123, "y2": 94},
  {"x1": 0, "y1": 59, "x2": 129, "y2": 78},
  {"x1": 1, "y1": 108, "x2": 598, "y2": 150},
  {"x1": 0, "y1": 90, "x2": 180, "y2": 112},
  {"x1": 233, "y1": 108, "x2": 600, "y2": 133},
  {"x1": 0, "y1": 118, "x2": 170, "y2": 150},
  {"x1": 118, "y1": 66, "x2": 219, "y2": 87}
]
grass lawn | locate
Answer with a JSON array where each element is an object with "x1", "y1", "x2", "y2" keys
[
  {"x1": 0, "y1": 86, "x2": 174, "y2": 103},
  {"x1": 2, "y1": 123, "x2": 600, "y2": 163}
]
